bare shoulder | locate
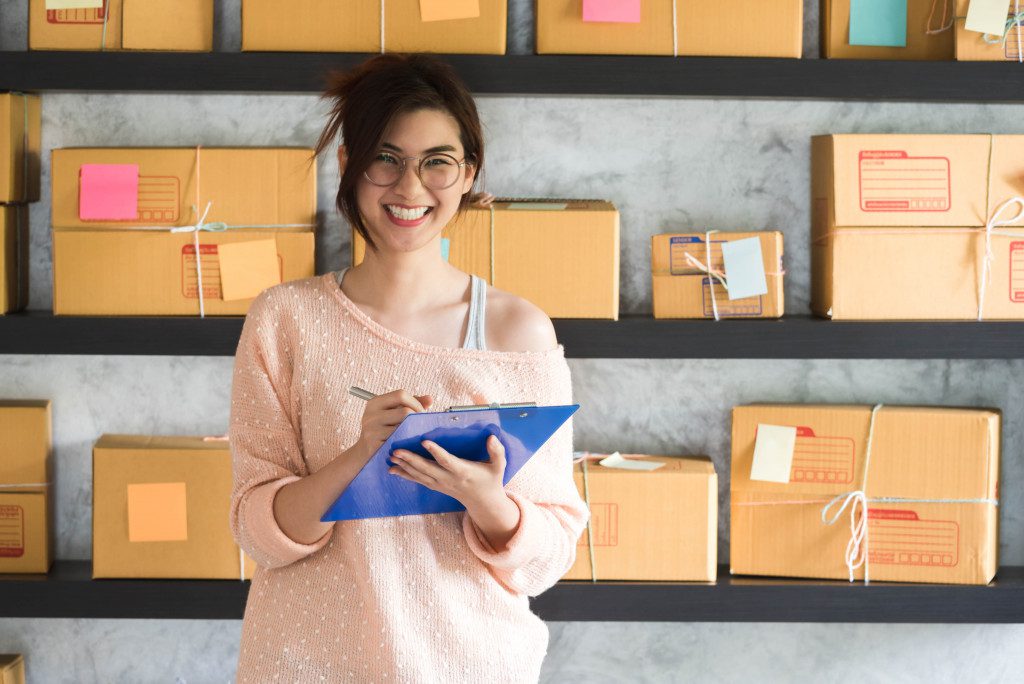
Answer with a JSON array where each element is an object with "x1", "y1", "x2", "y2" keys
[{"x1": 484, "y1": 286, "x2": 558, "y2": 353}]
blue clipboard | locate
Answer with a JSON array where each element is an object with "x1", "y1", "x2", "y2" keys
[{"x1": 320, "y1": 403, "x2": 580, "y2": 522}]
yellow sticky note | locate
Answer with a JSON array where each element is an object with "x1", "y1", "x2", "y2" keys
[
  {"x1": 127, "y1": 482, "x2": 188, "y2": 543},
  {"x1": 420, "y1": 0, "x2": 480, "y2": 22},
  {"x1": 966, "y1": 0, "x2": 1013, "y2": 35},
  {"x1": 218, "y1": 239, "x2": 281, "y2": 302},
  {"x1": 45, "y1": 0, "x2": 104, "y2": 9},
  {"x1": 750, "y1": 424, "x2": 797, "y2": 483}
]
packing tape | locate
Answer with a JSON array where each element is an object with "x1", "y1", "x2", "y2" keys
[{"x1": 734, "y1": 404, "x2": 999, "y2": 585}]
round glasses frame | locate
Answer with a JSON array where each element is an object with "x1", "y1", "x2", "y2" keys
[{"x1": 363, "y1": 151, "x2": 470, "y2": 191}]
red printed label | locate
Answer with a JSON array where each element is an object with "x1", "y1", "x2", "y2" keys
[
  {"x1": 1011, "y1": 242, "x2": 1024, "y2": 303},
  {"x1": 858, "y1": 150, "x2": 951, "y2": 212},
  {"x1": 181, "y1": 244, "x2": 223, "y2": 299},
  {"x1": 136, "y1": 176, "x2": 180, "y2": 223},
  {"x1": 701, "y1": 278, "x2": 764, "y2": 317},
  {"x1": 791, "y1": 426, "x2": 855, "y2": 484},
  {"x1": 867, "y1": 508, "x2": 958, "y2": 567},
  {"x1": 47, "y1": 0, "x2": 107, "y2": 24},
  {"x1": 1005, "y1": 24, "x2": 1024, "y2": 60},
  {"x1": 577, "y1": 503, "x2": 618, "y2": 547},
  {"x1": 0, "y1": 505, "x2": 25, "y2": 558}
]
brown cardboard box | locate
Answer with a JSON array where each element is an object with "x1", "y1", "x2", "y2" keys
[
  {"x1": 0, "y1": 93, "x2": 41, "y2": 203},
  {"x1": 0, "y1": 400, "x2": 53, "y2": 575},
  {"x1": 1, "y1": 205, "x2": 29, "y2": 314},
  {"x1": 651, "y1": 231, "x2": 784, "y2": 319},
  {"x1": 537, "y1": 0, "x2": 802, "y2": 57},
  {"x1": 29, "y1": 0, "x2": 213, "y2": 52},
  {"x1": 954, "y1": 1, "x2": 1023, "y2": 61},
  {"x1": 563, "y1": 454, "x2": 717, "y2": 581},
  {"x1": 0, "y1": 655, "x2": 25, "y2": 684},
  {"x1": 730, "y1": 404, "x2": 1000, "y2": 584},
  {"x1": 242, "y1": 0, "x2": 507, "y2": 54},
  {"x1": 92, "y1": 435, "x2": 257, "y2": 579},
  {"x1": 811, "y1": 134, "x2": 1024, "y2": 319},
  {"x1": 51, "y1": 147, "x2": 316, "y2": 316},
  {"x1": 352, "y1": 199, "x2": 620, "y2": 319},
  {"x1": 821, "y1": 0, "x2": 955, "y2": 60}
]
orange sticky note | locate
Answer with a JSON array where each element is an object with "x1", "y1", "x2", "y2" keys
[
  {"x1": 420, "y1": 0, "x2": 479, "y2": 22},
  {"x1": 127, "y1": 482, "x2": 188, "y2": 543},
  {"x1": 217, "y1": 239, "x2": 281, "y2": 301}
]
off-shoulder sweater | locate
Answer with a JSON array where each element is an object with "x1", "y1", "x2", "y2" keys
[{"x1": 228, "y1": 273, "x2": 589, "y2": 683}]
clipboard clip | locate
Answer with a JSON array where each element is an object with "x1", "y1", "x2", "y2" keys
[{"x1": 445, "y1": 401, "x2": 537, "y2": 412}]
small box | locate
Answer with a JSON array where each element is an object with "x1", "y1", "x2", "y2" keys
[
  {"x1": 1, "y1": 205, "x2": 29, "y2": 314},
  {"x1": 730, "y1": 404, "x2": 1000, "y2": 584},
  {"x1": 821, "y1": 0, "x2": 954, "y2": 60},
  {"x1": 352, "y1": 199, "x2": 620, "y2": 319},
  {"x1": 0, "y1": 93, "x2": 41, "y2": 203},
  {"x1": 651, "y1": 231, "x2": 784, "y2": 319},
  {"x1": 29, "y1": 0, "x2": 213, "y2": 52},
  {"x1": 0, "y1": 400, "x2": 53, "y2": 575},
  {"x1": 242, "y1": 0, "x2": 506, "y2": 54},
  {"x1": 50, "y1": 147, "x2": 317, "y2": 316},
  {"x1": 0, "y1": 655, "x2": 25, "y2": 684},
  {"x1": 537, "y1": 0, "x2": 801, "y2": 57},
  {"x1": 954, "y1": 1, "x2": 1023, "y2": 62},
  {"x1": 92, "y1": 435, "x2": 257, "y2": 579},
  {"x1": 562, "y1": 454, "x2": 717, "y2": 581}
]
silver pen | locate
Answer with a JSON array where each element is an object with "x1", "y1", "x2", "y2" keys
[{"x1": 348, "y1": 386, "x2": 535, "y2": 412}]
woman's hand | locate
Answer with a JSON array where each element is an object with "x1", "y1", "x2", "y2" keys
[{"x1": 354, "y1": 389, "x2": 433, "y2": 461}]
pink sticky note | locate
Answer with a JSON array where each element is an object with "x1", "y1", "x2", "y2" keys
[
  {"x1": 79, "y1": 164, "x2": 139, "y2": 221},
  {"x1": 583, "y1": 0, "x2": 641, "y2": 23}
]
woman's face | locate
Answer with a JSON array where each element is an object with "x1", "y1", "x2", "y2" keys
[{"x1": 351, "y1": 108, "x2": 476, "y2": 254}]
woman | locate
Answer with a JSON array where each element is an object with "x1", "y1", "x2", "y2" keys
[{"x1": 229, "y1": 54, "x2": 589, "y2": 683}]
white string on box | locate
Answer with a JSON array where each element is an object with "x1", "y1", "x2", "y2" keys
[
  {"x1": 977, "y1": 196, "x2": 1024, "y2": 321},
  {"x1": 380, "y1": 0, "x2": 386, "y2": 54},
  {"x1": 671, "y1": 0, "x2": 678, "y2": 57},
  {"x1": 704, "y1": 230, "x2": 721, "y2": 321}
]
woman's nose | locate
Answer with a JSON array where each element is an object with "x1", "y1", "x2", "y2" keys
[{"x1": 393, "y1": 160, "x2": 425, "y2": 197}]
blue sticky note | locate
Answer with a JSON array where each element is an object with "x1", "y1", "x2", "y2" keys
[
  {"x1": 721, "y1": 237, "x2": 768, "y2": 301},
  {"x1": 849, "y1": 0, "x2": 907, "y2": 48},
  {"x1": 440, "y1": 237, "x2": 450, "y2": 262}
]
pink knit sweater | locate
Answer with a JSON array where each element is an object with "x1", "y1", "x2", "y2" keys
[{"x1": 229, "y1": 273, "x2": 589, "y2": 683}]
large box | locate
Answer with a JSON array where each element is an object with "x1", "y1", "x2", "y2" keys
[
  {"x1": 0, "y1": 400, "x2": 53, "y2": 575},
  {"x1": 651, "y1": 231, "x2": 784, "y2": 319},
  {"x1": 1, "y1": 205, "x2": 28, "y2": 314},
  {"x1": 51, "y1": 147, "x2": 316, "y2": 315},
  {"x1": 92, "y1": 435, "x2": 257, "y2": 579},
  {"x1": 731, "y1": 404, "x2": 1000, "y2": 585},
  {"x1": 811, "y1": 134, "x2": 1024, "y2": 319},
  {"x1": 352, "y1": 199, "x2": 620, "y2": 319},
  {"x1": 0, "y1": 655, "x2": 25, "y2": 684},
  {"x1": 537, "y1": 0, "x2": 801, "y2": 57},
  {"x1": 821, "y1": 0, "x2": 955, "y2": 60},
  {"x1": 0, "y1": 93, "x2": 41, "y2": 203},
  {"x1": 29, "y1": 0, "x2": 213, "y2": 51},
  {"x1": 563, "y1": 454, "x2": 717, "y2": 581},
  {"x1": 954, "y1": 1, "x2": 1023, "y2": 61},
  {"x1": 242, "y1": 0, "x2": 507, "y2": 54}
]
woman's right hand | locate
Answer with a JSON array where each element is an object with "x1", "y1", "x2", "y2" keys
[{"x1": 354, "y1": 390, "x2": 434, "y2": 460}]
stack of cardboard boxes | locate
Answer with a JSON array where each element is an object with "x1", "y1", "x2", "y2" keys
[
  {"x1": 1, "y1": 93, "x2": 40, "y2": 315},
  {"x1": 0, "y1": 401, "x2": 53, "y2": 575},
  {"x1": 28, "y1": 0, "x2": 213, "y2": 51},
  {"x1": 955, "y1": 0, "x2": 1024, "y2": 61}
]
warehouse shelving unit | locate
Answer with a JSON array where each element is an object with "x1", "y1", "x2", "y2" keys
[{"x1": 1, "y1": 49, "x2": 1022, "y2": 624}]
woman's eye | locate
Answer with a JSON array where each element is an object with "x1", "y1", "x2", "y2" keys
[
  {"x1": 425, "y1": 157, "x2": 453, "y2": 167},
  {"x1": 376, "y1": 153, "x2": 398, "y2": 165}
]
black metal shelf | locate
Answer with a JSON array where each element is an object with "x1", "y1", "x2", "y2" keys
[
  {"x1": 2, "y1": 311, "x2": 1024, "y2": 359},
  {"x1": 5, "y1": 52, "x2": 1024, "y2": 101},
  {"x1": 1, "y1": 561, "x2": 1020, "y2": 622}
]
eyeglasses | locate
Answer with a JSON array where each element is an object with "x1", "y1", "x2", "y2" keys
[{"x1": 364, "y1": 150, "x2": 469, "y2": 191}]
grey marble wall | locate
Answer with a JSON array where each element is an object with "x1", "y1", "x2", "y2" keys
[{"x1": 3, "y1": 1, "x2": 1022, "y2": 683}]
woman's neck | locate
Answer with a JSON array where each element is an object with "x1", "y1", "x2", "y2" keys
[{"x1": 344, "y1": 247, "x2": 466, "y2": 316}]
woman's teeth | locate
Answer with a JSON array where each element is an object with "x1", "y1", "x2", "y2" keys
[{"x1": 385, "y1": 205, "x2": 431, "y2": 220}]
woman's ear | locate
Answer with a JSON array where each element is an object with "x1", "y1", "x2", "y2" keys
[
  {"x1": 337, "y1": 145, "x2": 348, "y2": 174},
  {"x1": 461, "y1": 161, "x2": 477, "y2": 194}
]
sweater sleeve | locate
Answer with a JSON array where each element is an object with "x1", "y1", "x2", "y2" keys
[
  {"x1": 461, "y1": 354, "x2": 589, "y2": 597},
  {"x1": 229, "y1": 290, "x2": 332, "y2": 570}
]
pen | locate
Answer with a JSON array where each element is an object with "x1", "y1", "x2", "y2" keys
[
  {"x1": 348, "y1": 386, "x2": 376, "y2": 401},
  {"x1": 348, "y1": 386, "x2": 536, "y2": 412}
]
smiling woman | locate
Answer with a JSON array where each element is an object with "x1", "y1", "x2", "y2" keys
[{"x1": 228, "y1": 54, "x2": 587, "y2": 684}]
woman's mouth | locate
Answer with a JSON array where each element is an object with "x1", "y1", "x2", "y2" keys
[{"x1": 384, "y1": 204, "x2": 434, "y2": 227}]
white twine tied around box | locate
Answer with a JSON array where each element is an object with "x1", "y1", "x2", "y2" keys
[
  {"x1": 679, "y1": 230, "x2": 785, "y2": 321},
  {"x1": 129, "y1": 146, "x2": 316, "y2": 318},
  {"x1": 982, "y1": 0, "x2": 1024, "y2": 64},
  {"x1": 977, "y1": 196, "x2": 1024, "y2": 321}
]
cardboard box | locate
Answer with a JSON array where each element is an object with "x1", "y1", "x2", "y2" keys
[
  {"x1": 563, "y1": 454, "x2": 717, "y2": 581},
  {"x1": 352, "y1": 199, "x2": 620, "y2": 319},
  {"x1": 29, "y1": 0, "x2": 213, "y2": 51},
  {"x1": 731, "y1": 404, "x2": 1000, "y2": 584},
  {"x1": 651, "y1": 231, "x2": 784, "y2": 319},
  {"x1": 51, "y1": 147, "x2": 316, "y2": 316},
  {"x1": 537, "y1": 0, "x2": 801, "y2": 57},
  {"x1": 92, "y1": 435, "x2": 257, "y2": 579},
  {"x1": 0, "y1": 655, "x2": 25, "y2": 684},
  {"x1": 821, "y1": 0, "x2": 955, "y2": 60},
  {"x1": 954, "y1": 1, "x2": 1023, "y2": 61},
  {"x1": 811, "y1": 134, "x2": 1024, "y2": 319},
  {"x1": 242, "y1": 0, "x2": 506, "y2": 54},
  {"x1": 0, "y1": 93, "x2": 41, "y2": 203},
  {"x1": 1, "y1": 205, "x2": 29, "y2": 314},
  {"x1": 0, "y1": 400, "x2": 53, "y2": 575}
]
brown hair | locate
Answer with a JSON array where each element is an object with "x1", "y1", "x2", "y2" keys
[{"x1": 314, "y1": 54, "x2": 485, "y2": 253}]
